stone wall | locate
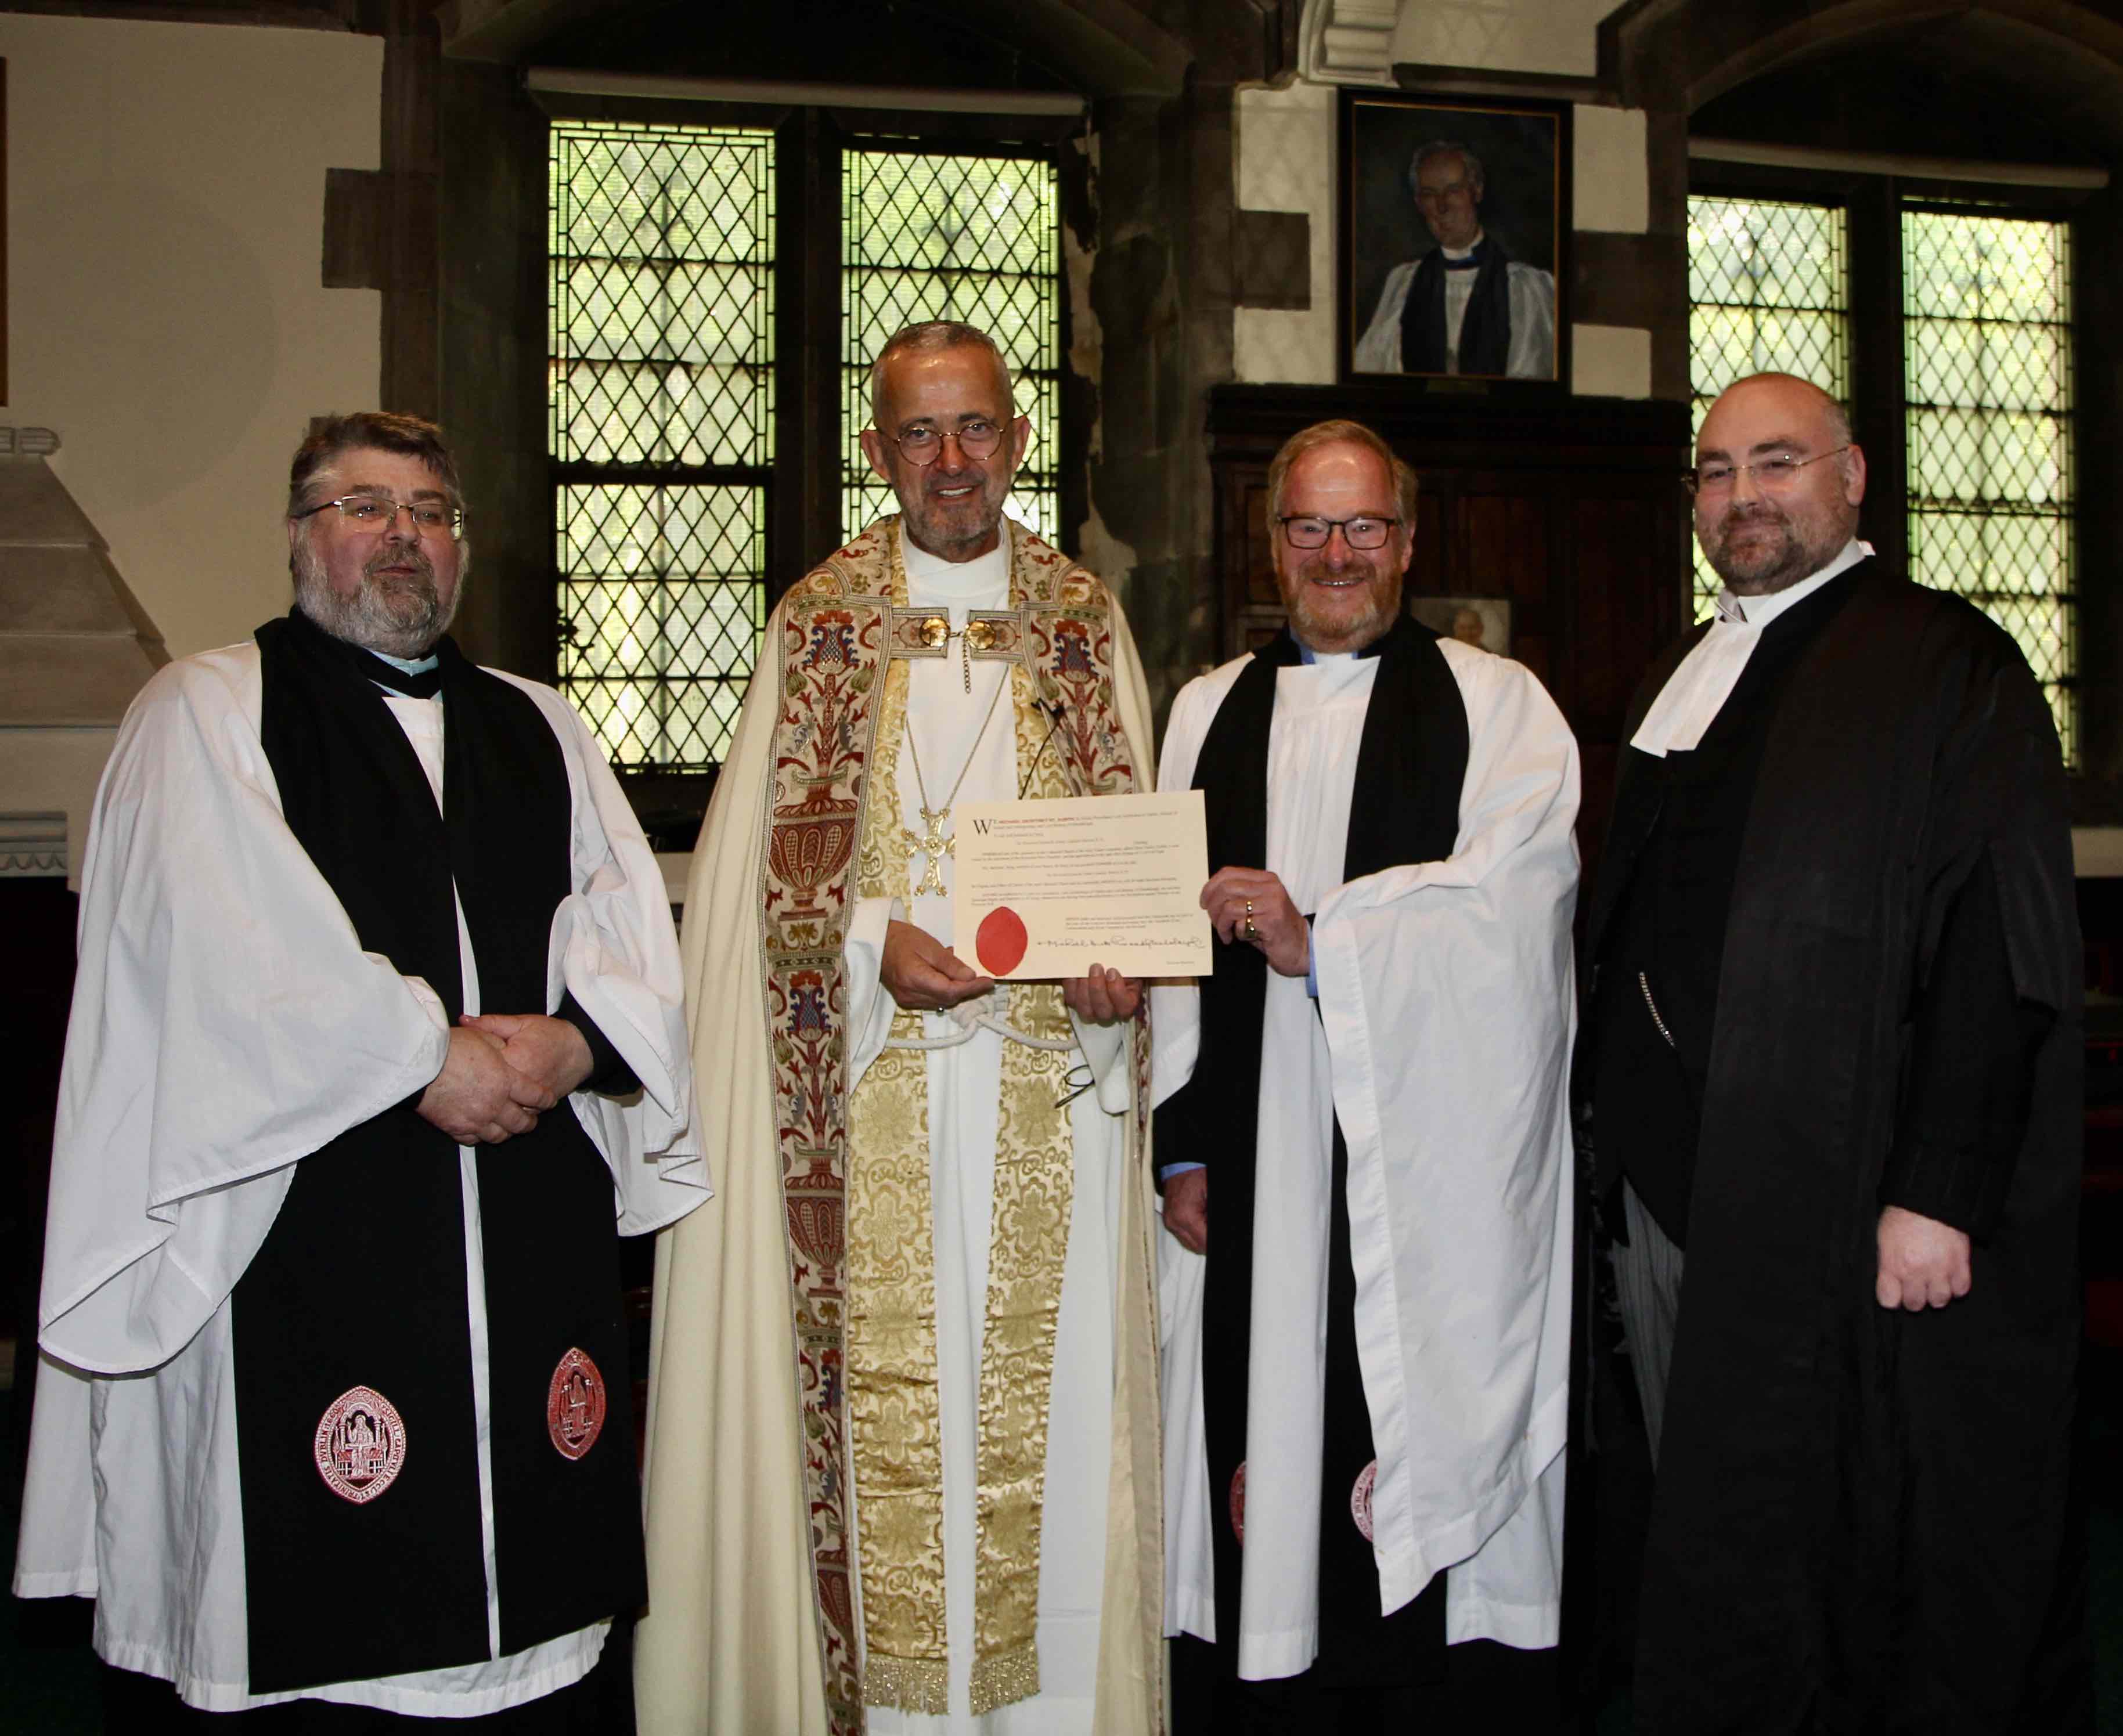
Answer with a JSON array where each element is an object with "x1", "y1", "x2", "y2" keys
[{"x1": 0, "y1": 12, "x2": 382, "y2": 661}]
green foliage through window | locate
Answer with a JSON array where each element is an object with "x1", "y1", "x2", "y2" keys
[
  {"x1": 549, "y1": 126, "x2": 1068, "y2": 770},
  {"x1": 550, "y1": 121, "x2": 774, "y2": 768},
  {"x1": 1903, "y1": 209, "x2": 2074, "y2": 760},
  {"x1": 1686, "y1": 196, "x2": 1851, "y2": 620},
  {"x1": 842, "y1": 149, "x2": 1061, "y2": 544}
]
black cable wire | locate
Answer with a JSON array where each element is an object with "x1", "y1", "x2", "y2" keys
[{"x1": 1017, "y1": 698, "x2": 1069, "y2": 799}]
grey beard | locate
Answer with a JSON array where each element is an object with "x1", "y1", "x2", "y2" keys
[{"x1": 291, "y1": 538, "x2": 463, "y2": 659}]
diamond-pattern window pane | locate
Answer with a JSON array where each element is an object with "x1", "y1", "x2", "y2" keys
[
  {"x1": 1904, "y1": 210, "x2": 2074, "y2": 760},
  {"x1": 552, "y1": 122, "x2": 774, "y2": 771},
  {"x1": 842, "y1": 149, "x2": 1062, "y2": 544},
  {"x1": 1686, "y1": 197, "x2": 1850, "y2": 619},
  {"x1": 550, "y1": 122, "x2": 776, "y2": 466},
  {"x1": 556, "y1": 485, "x2": 765, "y2": 768}
]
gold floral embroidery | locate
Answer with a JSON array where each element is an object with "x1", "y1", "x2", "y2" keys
[{"x1": 762, "y1": 517, "x2": 1144, "y2": 1732}]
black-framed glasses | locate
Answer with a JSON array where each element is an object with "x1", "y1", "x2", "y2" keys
[
  {"x1": 1684, "y1": 446, "x2": 1850, "y2": 499},
  {"x1": 874, "y1": 418, "x2": 1011, "y2": 467},
  {"x1": 293, "y1": 493, "x2": 466, "y2": 539},
  {"x1": 1276, "y1": 514, "x2": 1401, "y2": 550}
]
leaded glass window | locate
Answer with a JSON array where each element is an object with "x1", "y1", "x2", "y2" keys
[
  {"x1": 1686, "y1": 196, "x2": 1851, "y2": 618},
  {"x1": 550, "y1": 121, "x2": 774, "y2": 768},
  {"x1": 1904, "y1": 209, "x2": 2075, "y2": 759},
  {"x1": 842, "y1": 147, "x2": 1061, "y2": 544}
]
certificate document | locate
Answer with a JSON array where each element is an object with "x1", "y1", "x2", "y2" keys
[{"x1": 953, "y1": 790, "x2": 1213, "y2": 980}]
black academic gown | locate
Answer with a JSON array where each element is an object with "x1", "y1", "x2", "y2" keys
[{"x1": 1581, "y1": 565, "x2": 2088, "y2": 1734}]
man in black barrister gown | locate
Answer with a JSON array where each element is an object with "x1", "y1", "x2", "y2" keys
[{"x1": 1577, "y1": 372, "x2": 2089, "y2": 1733}]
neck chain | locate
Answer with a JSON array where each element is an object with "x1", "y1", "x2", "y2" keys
[{"x1": 903, "y1": 665, "x2": 1010, "y2": 897}]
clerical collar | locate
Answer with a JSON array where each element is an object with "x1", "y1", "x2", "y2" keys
[
  {"x1": 1714, "y1": 539, "x2": 1872, "y2": 629},
  {"x1": 1441, "y1": 232, "x2": 1488, "y2": 270},
  {"x1": 900, "y1": 522, "x2": 1007, "y2": 611},
  {"x1": 363, "y1": 647, "x2": 440, "y2": 698},
  {"x1": 287, "y1": 606, "x2": 444, "y2": 697},
  {"x1": 1293, "y1": 631, "x2": 1386, "y2": 663}
]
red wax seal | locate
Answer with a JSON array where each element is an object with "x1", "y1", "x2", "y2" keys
[
  {"x1": 1351, "y1": 1459, "x2": 1377, "y2": 1542},
  {"x1": 1229, "y1": 1461, "x2": 1247, "y2": 1544},
  {"x1": 547, "y1": 1347, "x2": 607, "y2": 1460},
  {"x1": 975, "y1": 905, "x2": 1029, "y2": 976},
  {"x1": 315, "y1": 1386, "x2": 407, "y2": 1504}
]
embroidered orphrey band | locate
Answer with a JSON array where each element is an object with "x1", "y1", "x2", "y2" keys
[{"x1": 759, "y1": 518, "x2": 1145, "y2": 1734}]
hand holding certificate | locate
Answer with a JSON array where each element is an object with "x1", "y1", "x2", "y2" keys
[{"x1": 952, "y1": 791, "x2": 1214, "y2": 980}]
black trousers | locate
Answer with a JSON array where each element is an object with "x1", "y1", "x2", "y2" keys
[
  {"x1": 1180, "y1": 1126, "x2": 1565, "y2": 1732},
  {"x1": 1173, "y1": 1632, "x2": 1562, "y2": 1734},
  {"x1": 99, "y1": 1622, "x2": 633, "y2": 1733}
]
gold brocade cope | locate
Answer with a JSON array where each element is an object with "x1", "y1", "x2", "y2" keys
[
  {"x1": 758, "y1": 516, "x2": 1147, "y2": 1735},
  {"x1": 842, "y1": 542, "x2": 1076, "y2": 1716}
]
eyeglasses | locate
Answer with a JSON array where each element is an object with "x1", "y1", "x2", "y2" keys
[
  {"x1": 875, "y1": 418, "x2": 1010, "y2": 467},
  {"x1": 1684, "y1": 446, "x2": 1851, "y2": 499},
  {"x1": 1276, "y1": 514, "x2": 1401, "y2": 550},
  {"x1": 293, "y1": 494, "x2": 466, "y2": 539}
]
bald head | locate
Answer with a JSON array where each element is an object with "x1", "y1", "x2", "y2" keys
[
  {"x1": 1704, "y1": 373, "x2": 1853, "y2": 453},
  {"x1": 1693, "y1": 372, "x2": 1866, "y2": 595}
]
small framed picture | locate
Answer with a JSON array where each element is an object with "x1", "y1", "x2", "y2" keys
[
  {"x1": 1409, "y1": 595, "x2": 1512, "y2": 655},
  {"x1": 1340, "y1": 90, "x2": 1570, "y2": 386}
]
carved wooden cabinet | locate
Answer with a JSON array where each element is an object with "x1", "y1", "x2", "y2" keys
[{"x1": 1208, "y1": 383, "x2": 1693, "y2": 868}]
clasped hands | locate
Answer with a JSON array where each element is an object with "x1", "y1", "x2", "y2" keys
[
  {"x1": 880, "y1": 919, "x2": 1142, "y2": 1026},
  {"x1": 415, "y1": 1013, "x2": 593, "y2": 1146}
]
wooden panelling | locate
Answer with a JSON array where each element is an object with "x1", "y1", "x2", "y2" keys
[{"x1": 1208, "y1": 382, "x2": 1691, "y2": 869}]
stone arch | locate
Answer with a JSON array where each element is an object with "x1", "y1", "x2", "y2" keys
[
  {"x1": 442, "y1": 0, "x2": 1191, "y2": 97},
  {"x1": 1603, "y1": 0, "x2": 2123, "y2": 146}
]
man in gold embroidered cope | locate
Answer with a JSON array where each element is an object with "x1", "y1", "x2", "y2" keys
[{"x1": 637, "y1": 322, "x2": 1166, "y2": 1736}]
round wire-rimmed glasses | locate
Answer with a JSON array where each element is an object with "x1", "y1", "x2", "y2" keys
[{"x1": 873, "y1": 418, "x2": 1012, "y2": 467}]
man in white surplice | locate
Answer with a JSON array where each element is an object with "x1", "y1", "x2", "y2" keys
[
  {"x1": 1351, "y1": 141, "x2": 1558, "y2": 380},
  {"x1": 14, "y1": 413, "x2": 702, "y2": 1724},
  {"x1": 1154, "y1": 418, "x2": 1578, "y2": 1729},
  {"x1": 637, "y1": 323, "x2": 1164, "y2": 1736}
]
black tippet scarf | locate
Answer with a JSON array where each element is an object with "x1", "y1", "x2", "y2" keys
[
  {"x1": 230, "y1": 608, "x2": 642, "y2": 1694},
  {"x1": 1400, "y1": 236, "x2": 1514, "y2": 376},
  {"x1": 1158, "y1": 615, "x2": 1469, "y2": 1681}
]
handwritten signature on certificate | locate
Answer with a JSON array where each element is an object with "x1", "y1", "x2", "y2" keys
[{"x1": 951, "y1": 791, "x2": 1213, "y2": 979}]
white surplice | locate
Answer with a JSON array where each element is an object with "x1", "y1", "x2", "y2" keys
[
  {"x1": 836, "y1": 532, "x2": 1134, "y2": 1735},
  {"x1": 1152, "y1": 637, "x2": 1579, "y2": 1679},
  {"x1": 13, "y1": 642, "x2": 705, "y2": 1714},
  {"x1": 1352, "y1": 245, "x2": 1559, "y2": 379}
]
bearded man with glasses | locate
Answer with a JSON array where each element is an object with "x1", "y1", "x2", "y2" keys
[
  {"x1": 639, "y1": 322, "x2": 1164, "y2": 1736},
  {"x1": 1575, "y1": 371, "x2": 2088, "y2": 1730},
  {"x1": 1153, "y1": 417, "x2": 1578, "y2": 1731},
  {"x1": 15, "y1": 412, "x2": 705, "y2": 1727}
]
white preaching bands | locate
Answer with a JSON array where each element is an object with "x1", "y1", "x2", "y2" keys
[{"x1": 1628, "y1": 539, "x2": 1872, "y2": 759}]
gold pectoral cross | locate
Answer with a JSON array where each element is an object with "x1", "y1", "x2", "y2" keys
[{"x1": 906, "y1": 805, "x2": 953, "y2": 896}]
